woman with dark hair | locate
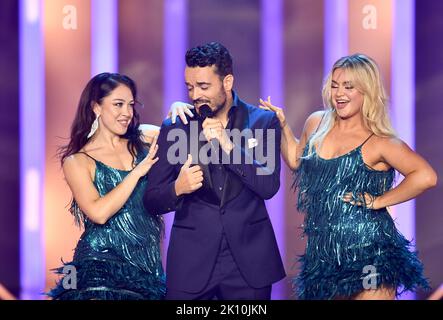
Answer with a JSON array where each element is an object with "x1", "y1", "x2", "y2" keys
[{"x1": 48, "y1": 72, "x2": 165, "y2": 300}]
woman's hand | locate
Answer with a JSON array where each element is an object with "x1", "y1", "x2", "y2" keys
[
  {"x1": 167, "y1": 101, "x2": 194, "y2": 125},
  {"x1": 341, "y1": 192, "x2": 381, "y2": 210},
  {"x1": 133, "y1": 135, "x2": 159, "y2": 178},
  {"x1": 259, "y1": 96, "x2": 287, "y2": 129}
]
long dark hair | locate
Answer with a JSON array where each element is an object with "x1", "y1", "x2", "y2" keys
[{"x1": 58, "y1": 72, "x2": 147, "y2": 166}]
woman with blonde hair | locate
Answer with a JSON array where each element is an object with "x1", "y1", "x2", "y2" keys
[{"x1": 259, "y1": 54, "x2": 437, "y2": 299}]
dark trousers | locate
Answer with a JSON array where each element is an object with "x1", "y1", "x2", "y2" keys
[{"x1": 166, "y1": 234, "x2": 272, "y2": 300}]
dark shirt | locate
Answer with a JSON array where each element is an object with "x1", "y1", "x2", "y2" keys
[{"x1": 206, "y1": 97, "x2": 239, "y2": 203}]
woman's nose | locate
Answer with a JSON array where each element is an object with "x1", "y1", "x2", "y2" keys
[{"x1": 121, "y1": 104, "x2": 132, "y2": 116}]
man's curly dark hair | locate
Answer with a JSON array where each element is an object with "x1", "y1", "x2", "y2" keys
[{"x1": 185, "y1": 42, "x2": 233, "y2": 78}]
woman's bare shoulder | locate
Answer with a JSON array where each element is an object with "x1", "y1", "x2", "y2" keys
[
  {"x1": 62, "y1": 152, "x2": 95, "y2": 177},
  {"x1": 304, "y1": 110, "x2": 327, "y2": 137}
]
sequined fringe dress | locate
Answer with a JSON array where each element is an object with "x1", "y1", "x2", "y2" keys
[
  {"x1": 48, "y1": 151, "x2": 165, "y2": 300},
  {"x1": 292, "y1": 137, "x2": 429, "y2": 300}
]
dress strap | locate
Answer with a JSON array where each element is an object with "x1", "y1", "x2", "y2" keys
[
  {"x1": 359, "y1": 133, "x2": 375, "y2": 148},
  {"x1": 314, "y1": 111, "x2": 326, "y2": 133},
  {"x1": 77, "y1": 151, "x2": 98, "y2": 162}
]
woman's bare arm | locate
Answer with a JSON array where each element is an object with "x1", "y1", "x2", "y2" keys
[
  {"x1": 259, "y1": 97, "x2": 324, "y2": 170},
  {"x1": 63, "y1": 139, "x2": 159, "y2": 224},
  {"x1": 372, "y1": 138, "x2": 437, "y2": 209}
]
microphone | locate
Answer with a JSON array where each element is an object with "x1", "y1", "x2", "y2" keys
[
  {"x1": 199, "y1": 104, "x2": 214, "y2": 120},
  {"x1": 198, "y1": 104, "x2": 218, "y2": 152}
]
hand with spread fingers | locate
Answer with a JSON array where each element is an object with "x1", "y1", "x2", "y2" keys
[
  {"x1": 259, "y1": 96, "x2": 287, "y2": 129},
  {"x1": 167, "y1": 101, "x2": 195, "y2": 125},
  {"x1": 133, "y1": 135, "x2": 160, "y2": 178}
]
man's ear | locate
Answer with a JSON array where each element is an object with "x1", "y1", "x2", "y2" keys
[{"x1": 223, "y1": 74, "x2": 234, "y2": 92}]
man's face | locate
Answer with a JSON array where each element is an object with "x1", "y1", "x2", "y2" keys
[{"x1": 184, "y1": 65, "x2": 228, "y2": 116}]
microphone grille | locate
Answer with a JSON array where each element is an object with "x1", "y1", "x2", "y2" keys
[{"x1": 199, "y1": 104, "x2": 214, "y2": 120}]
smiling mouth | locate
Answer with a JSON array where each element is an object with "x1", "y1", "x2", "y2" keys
[
  {"x1": 336, "y1": 100, "x2": 350, "y2": 108},
  {"x1": 117, "y1": 120, "x2": 130, "y2": 127}
]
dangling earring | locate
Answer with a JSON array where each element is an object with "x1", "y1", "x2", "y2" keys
[{"x1": 87, "y1": 115, "x2": 100, "y2": 139}]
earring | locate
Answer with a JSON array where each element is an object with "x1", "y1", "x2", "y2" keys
[{"x1": 87, "y1": 115, "x2": 100, "y2": 139}]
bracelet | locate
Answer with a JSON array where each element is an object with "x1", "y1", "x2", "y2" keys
[{"x1": 364, "y1": 193, "x2": 376, "y2": 209}]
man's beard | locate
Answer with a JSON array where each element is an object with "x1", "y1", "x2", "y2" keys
[
  {"x1": 211, "y1": 99, "x2": 226, "y2": 116},
  {"x1": 194, "y1": 92, "x2": 227, "y2": 117}
]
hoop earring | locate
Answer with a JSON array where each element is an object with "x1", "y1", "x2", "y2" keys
[{"x1": 87, "y1": 115, "x2": 100, "y2": 139}]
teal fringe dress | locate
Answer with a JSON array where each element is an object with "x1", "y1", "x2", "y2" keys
[
  {"x1": 48, "y1": 151, "x2": 166, "y2": 300},
  {"x1": 292, "y1": 135, "x2": 429, "y2": 300}
]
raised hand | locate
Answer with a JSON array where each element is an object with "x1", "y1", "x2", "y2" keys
[
  {"x1": 174, "y1": 154, "x2": 204, "y2": 196},
  {"x1": 167, "y1": 101, "x2": 195, "y2": 125},
  {"x1": 259, "y1": 96, "x2": 287, "y2": 129},
  {"x1": 132, "y1": 135, "x2": 160, "y2": 178}
]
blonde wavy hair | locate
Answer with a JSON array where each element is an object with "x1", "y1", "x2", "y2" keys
[{"x1": 307, "y1": 53, "x2": 396, "y2": 156}]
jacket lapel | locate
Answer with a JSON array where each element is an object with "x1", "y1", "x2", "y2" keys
[
  {"x1": 220, "y1": 97, "x2": 249, "y2": 207},
  {"x1": 187, "y1": 115, "x2": 219, "y2": 204},
  {"x1": 197, "y1": 120, "x2": 214, "y2": 191}
]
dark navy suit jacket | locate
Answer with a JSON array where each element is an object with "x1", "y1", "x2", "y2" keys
[{"x1": 143, "y1": 92, "x2": 286, "y2": 292}]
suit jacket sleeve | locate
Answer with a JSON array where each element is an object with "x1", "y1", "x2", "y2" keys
[
  {"x1": 143, "y1": 120, "x2": 184, "y2": 215},
  {"x1": 224, "y1": 113, "x2": 281, "y2": 200}
]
